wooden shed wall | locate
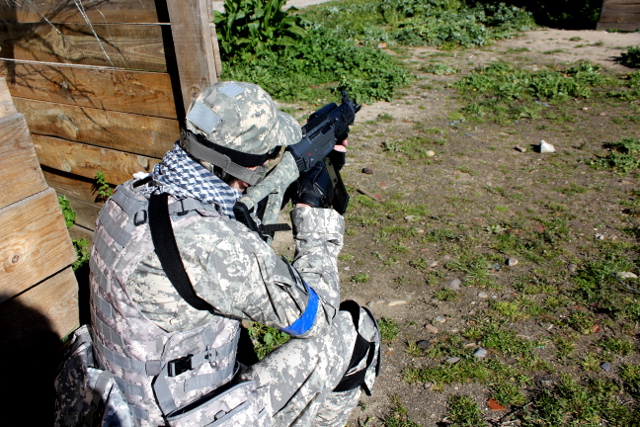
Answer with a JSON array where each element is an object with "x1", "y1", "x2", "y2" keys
[
  {"x1": 0, "y1": 0, "x2": 222, "y2": 241},
  {"x1": 598, "y1": 0, "x2": 640, "y2": 31},
  {"x1": 0, "y1": 74, "x2": 80, "y2": 424}
]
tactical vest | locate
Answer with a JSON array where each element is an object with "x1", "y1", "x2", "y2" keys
[{"x1": 89, "y1": 180, "x2": 267, "y2": 426}]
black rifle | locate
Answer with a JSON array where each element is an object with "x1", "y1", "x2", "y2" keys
[
  {"x1": 286, "y1": 91, "x2": 361, "y2": 214},
  {"x1": 233, "y1": 92, "x2": 360, "y2": 242}
]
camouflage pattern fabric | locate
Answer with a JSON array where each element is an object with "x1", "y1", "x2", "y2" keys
[{"x1": 185, "y1": 81, "x2": 302, "y2": 155}]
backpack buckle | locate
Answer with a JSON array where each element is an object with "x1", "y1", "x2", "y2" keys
[{"x1": 167, "y1": 354, "x2": 193, "y2": 377}]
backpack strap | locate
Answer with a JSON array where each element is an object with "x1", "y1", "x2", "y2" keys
[{"x1": 147, "y1": 193, "x2": 213, "y2": 312}]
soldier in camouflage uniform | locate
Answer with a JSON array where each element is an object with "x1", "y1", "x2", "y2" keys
[{"x1": 65, "y1": 81, "x2": 380, "y2": 427}]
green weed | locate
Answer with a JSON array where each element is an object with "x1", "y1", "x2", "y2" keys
[
  {"x1": 94, "y1": 171, "x2": 113, "y2": 202},
  {"x1": 381, "y1": 396, "x2": 420, "y2": 427},
  {"x1": 593, "y1": 137, "x2": 640, "y2": 173},
  {"x1": 434, "y1": 288, "x2": 459, "y2": 301},
  {"x1": 445, "y1": 395, "x2": 487, "y2": 427},
  {"x1": 379, "y1": 318, "x2": 401, "y2": 341},
  {"x1": 618, "y1": 46, "x2": 640, "y2": 68},
  {"x1": 214, "y1": 0, "x2": 306, "y2": 63},
  {"x1": 351, "y1": 273, "x2": 370, "y2": 283},
  {"x1": 247, "y1": 323, "x2": 291, "y2": 360}
]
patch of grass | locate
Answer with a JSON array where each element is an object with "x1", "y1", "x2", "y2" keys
[
  {"x1": 519, "y1": 374, "x2": 637, "y2": 426},
  {"x1": 351, "y1": 273, "x2": 370, "y2": 283},
  {"x1": 379, "y1": 318, "x2": 401, "y2": 342},
  {"x1": 593, "y1": 137, "x2": 640, "y2": 173},
  {"x1": 383, "y1": 136, "x2": 436, "y2": 160},
  {"x1": 446, "y1": 395, "x2": 488, "y2": 427},
  {"x1": 599, "y1": 337, "x2": 635, "y2": 356},
  {"x1": 420, "y1": 62, "x2": 459, "y2": 75},
  {"x1": 455, "y1": 61, "x2": 608, "y2": 123},
  {"x1": 382, "y1": 396, "x2": 420, "y2": 427},
  {"x1": 434, "y1": 288, "x2": 459, "y2": 301}
]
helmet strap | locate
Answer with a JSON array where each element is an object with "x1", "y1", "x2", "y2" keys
[{"x1": 180, "y1": 131, "x2": 266, "y2": 186}]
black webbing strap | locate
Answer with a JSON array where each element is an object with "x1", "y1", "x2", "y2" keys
[
  {"x1": 148, "y1": 193, "x2": 213, "y2": 312},
  {"x1": 333, "y1": 300, "x2": 377, "y2": 395}
]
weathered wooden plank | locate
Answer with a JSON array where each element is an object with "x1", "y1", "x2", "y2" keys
[
  {"x1": 166, "y1": 0, "x2": 218, "y2": 114},
  {"x1": 0, "y1": 266, "x2": 79, "y2": 342},
  {"x1": 0, "y1": 77, "x2": 18, "y2": 118},
  {"x1": 597, "y1": 21, "x2": 640, "y2": 30},
  {"x1": 599, "y1": 12, "x2": 640, "y2": 24},
  {"x1": 15, "y1": 97, "x2": 178, "y2": 158},
  {"x1": 43, "y1": 167, "x2": 107, "y2": 206},
  {"x1": 0, "y1": 188, "x2": 77, "y2": 301},
  {"x1": 0, "y1": 59, "x2": 177, "y2": 118},
  {"x1": 0, "y1": 113, "x2": 33, "y2": 153},
  {"x1": 0, "y1": 0, "x2": 161, "y2": 24},
  {"x1": 33, "y1": 134, "x2": 160, "y2": 184},
  {"x1": 0, "y1": 137, "x2": 48, "y2": 210},
  {"x1": 2, "y1": 22, "x2": 168, "y2": 72},
  {"x1": 68, "y1": 223, "x2": 94, "y2": 245},
  {"x1": 64, "y1": 195, "x2": 101, "y2": 230}
]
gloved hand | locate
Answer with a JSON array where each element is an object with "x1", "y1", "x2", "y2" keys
[{"x1": 292, "y1": 161, "x2": 334, "y2": 208}]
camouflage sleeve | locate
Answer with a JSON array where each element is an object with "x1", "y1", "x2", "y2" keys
[
  {"x1": 290, "y1": 206, "x2": 344, "y2": 311},
  {"x1": 174, "y1": 208, "x2": 343, "y2": 338}
]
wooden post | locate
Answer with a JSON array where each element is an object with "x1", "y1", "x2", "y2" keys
[{"x1": 166, "y1": 0, "x2": 219, "y2": 115}]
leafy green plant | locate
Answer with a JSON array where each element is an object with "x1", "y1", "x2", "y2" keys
[
  {"x1": 214, "y1": 0, "x2": 306, "y2": 63},
  {"x1": 247, "y1": 322, "x2": 291, "y2": 360},
  {"x1": 94, "y1": 171, "x2": 113, "y2": 202},
  {"x1": 58, "y1": 195, "x2": 90, "y2": 271},
  {"x1": 593, "y1": 137, "x2": 640, "y2": 173},
  {"x1": 58, "y1": 195, "x2": 76, "y2": 228},
  {"x1": 619, "y1": 46, "x2": 640, "y2": 68},
  {"x1": 455, "y1": 61, "x2": 606, "y2": 122}
]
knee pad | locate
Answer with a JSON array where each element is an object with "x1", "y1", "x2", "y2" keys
[{"x1": 333, "y1": 301, "x2": 381, "y2": 396}]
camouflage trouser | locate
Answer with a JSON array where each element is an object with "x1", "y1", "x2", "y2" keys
[{"x1": 240, "y1": 311, "x2": 361, "y2": 427}]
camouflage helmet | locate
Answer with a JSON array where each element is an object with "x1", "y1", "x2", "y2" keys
[{"x1": 185, "y1": 81, "x2": 302, "y2": 156}]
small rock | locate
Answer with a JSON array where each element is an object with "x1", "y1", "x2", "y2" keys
[
  {"x1": 404, "y1": 215, "x2": 416, "y2": 222},
  {"x1": 539, "y1": 140, "x2": 556, "y2": 153},
  {"x1": 343, "y1": 266, "x2": 350, "y2": 271},
  {"x1": 424, "y1": 381, "x2": 433, "y2": 390},
  {"x1": 478, "y1": 292, "x2": 489, "y2": 299},
  {"x1": 362, "y1": 167, "x2": 374, "y2": 174},
  {"x1": 447, "y1": 279, "x2": 462, "y2": 291},
  {"x1": 595, "y1": 233, "x2": 605, "y2": 240},
  {"x1": 428, "y1": 260, "x2": 439, "y2": 268},
  {"x1": 601, "y1": 362, "x2": 611, "y2": 372},
  {"x1": 515, "y1": 145, "x2": 527, "y2": 152},
  {"x1": 425, "y1": 150, "x2": 436, "y2": 157},
  {"x1": 582, "y1": 107, "x2": 589, "y2": 111},
  {"x1": 388, "y1": 300, "x2": 408, "y2": 307},
  {"x1": 417, "y1": 340, "x2": 431, "y2": 350},
  {"x1": 425, "y1": 324, "x2": 439, "y2": 334},
  {"x1": 433, "y1": 316, "x2": 446, "y2": 324},
  {"x1": 474, "y1": 348, "x2": 488, "y2": 359},
  {"x1": 567, "y1": 264, "x2": 577, "y2": 273},
  {"x1": 600, "y1": 112, "x2": 607, "y2": 116},
  {"x1": 445, "y1": 357, "x2": 460, "y2": 364},
  {"x1": 618, "y1": 271, "x2": 638, "y2": 280},
  {"x1": 506, "y1": 257, "x2": 518, "y2": 266}
]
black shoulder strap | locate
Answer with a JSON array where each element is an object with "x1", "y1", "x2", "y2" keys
[{"x1": 147, "y1": 193, "x2": 213, "y2": 312}]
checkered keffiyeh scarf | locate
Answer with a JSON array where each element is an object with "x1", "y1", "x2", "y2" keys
[{"x1": 151, "y1": 142, "x2": 242, "y2": 218}]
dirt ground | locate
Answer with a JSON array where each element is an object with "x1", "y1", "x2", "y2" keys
[{"x1": 269, "y1": 27, "x2": 640, "y2": 426}]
